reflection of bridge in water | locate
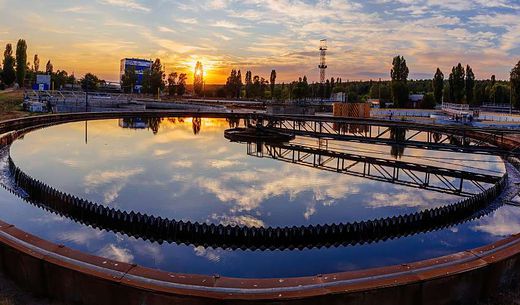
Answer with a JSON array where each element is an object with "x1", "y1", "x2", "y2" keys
[{"x1": 246, "y1": 141, "x2": 501, "y2": 197}]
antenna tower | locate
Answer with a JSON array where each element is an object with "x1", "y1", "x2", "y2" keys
[{"x1": 318, "y1": 39, "x2": 327, "y2": 84}]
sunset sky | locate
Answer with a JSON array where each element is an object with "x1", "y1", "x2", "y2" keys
[{"x1": 0, "y1": 0, "x2": 519, "y2": 83}]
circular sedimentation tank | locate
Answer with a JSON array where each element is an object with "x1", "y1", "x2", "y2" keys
[{"x1": 0, "y1": 112, "x2": 519, "y2": 305}]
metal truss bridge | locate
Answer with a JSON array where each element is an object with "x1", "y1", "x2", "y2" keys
[{"x1": 248, "y1": 115, "x2": 520, "y2": 156}]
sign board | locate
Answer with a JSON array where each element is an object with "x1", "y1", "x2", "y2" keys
[{"x1": 36, "y1": 74, "x2": 51, "y2": 90}]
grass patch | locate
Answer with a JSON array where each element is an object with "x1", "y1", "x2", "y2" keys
[{"x1": 0, "y1": 90, "x2": 29, "y2": 121}]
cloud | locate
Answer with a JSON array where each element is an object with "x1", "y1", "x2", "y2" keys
[
  {"x1": 177, "y1": 18, "x2": 198, "y2": 24},
  {"x1": 99, "y1": 0, "x2": 150, "y2": 12},
  {"x1": 158, "y1": 26, "x2": 175, "y2": 33},
  {"x1": 213, "y1": 20, "x2": 242, "y2": 29}
]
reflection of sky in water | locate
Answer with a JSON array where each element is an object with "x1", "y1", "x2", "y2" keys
[
  {"x1": 0, "y1": 117, "x2": 517, "y2": 278},
  {"x1": 10, "y1": 118, "x2": 505, "y2": 227}
]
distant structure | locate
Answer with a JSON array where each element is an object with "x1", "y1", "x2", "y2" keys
[
  {"x1": 318, "y1": 39, "x2": 327, "y2": 84},
  {"x1": 120, "y1": 58, "x2": 153, "y2": 93}
]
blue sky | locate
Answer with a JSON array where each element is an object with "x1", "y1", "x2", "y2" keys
[{"x1": 0, "y1": 0, "x2": 519, "y2": 83}]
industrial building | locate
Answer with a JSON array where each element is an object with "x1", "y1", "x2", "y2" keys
[{"x1": 119, "y1": 58, "x2": 153, "y2": 93}]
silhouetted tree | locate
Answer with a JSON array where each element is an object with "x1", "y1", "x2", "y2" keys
[
  {"x1": 52, "y1": 70, "x2": 69, "y2": 90},
  {"x1": 224, "y1": 69, "x2": 242, "y2": 99},
  {"x1": 449, "y1": 63, "x2": 465, "y2": 103},
  {"x1": 390, "y1": 55, "x2": 409, "y2": 107},
  {"x1": 245, "y1": 70, "x2": 252, "y2": 98},
  {"x1": 2, "y1": 44, "x2": 16, "y2": 86},
  {"x1": 45, "y1": 60, "x2": 53, "y2": 74},
  {"x1": 15, "y1": 39, "x2": 27, "y2": 87},
  {"x1": 80, "y1": 73, "x2": 100, "y2": 91},
  {"x1": 121, "y1": 66, "x2": 137, "y2": 93},
  {"x1": 511, "y1": 61, "x2": 520, "y2": 109},
  {"x1": 420, "y1": 93, "x2": 436, "y2": 109},
  {"x1": 193, "y1": 61, "x2": 203, "y2": 96},
  {"x1": 465, "y1": 65, "x2": 475, "y2": 105},
  {"x1": 177, "y1": 73, "x2": 187, "y2": 96},
  {"x1": 33, "y1": 54, "x2": 39, "y2": 73},
  {"x1": 432, "y1": 68, "x2": 444, "y2": 105},
  {"x1": 270, "y1": 69, "x2": 276, "y2": 100},
  {"x1": 142, "y1": 58, "x2": 165, "y2": 95},
  {"x1": 167, "y1": 72, "x2": 178, "y2": 96}
]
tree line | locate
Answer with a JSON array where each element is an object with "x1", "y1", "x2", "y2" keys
[
  {"x1": 3, "y1": 38, "x2": 519, "y2": 109},
  {"x1": 0, "y1": 38, "x2": 112, "y2": 91}
]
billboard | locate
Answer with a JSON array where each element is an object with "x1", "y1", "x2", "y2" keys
[{"x1": 120, "y1": 58, "x2": 153, "y2": 92}]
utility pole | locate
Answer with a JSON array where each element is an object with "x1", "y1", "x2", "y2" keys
[
  {"x1": 511, "y1": 81, "x2": 513, "y2": 115},
  {"x1": 378, "y1": 78, "x2": 381, "y2": 99}
]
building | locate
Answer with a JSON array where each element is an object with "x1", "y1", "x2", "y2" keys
[
  {"x1": 409, "y1": 94, "x2": 424, "y2": 108},
  {"x1": 120, "y1": 58, "x2": 153, "y2": 93}
]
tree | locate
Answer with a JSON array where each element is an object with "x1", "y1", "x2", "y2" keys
[
  {"x1": 80, "y1": 73, "x2": 100, "y2": 91},
  {"x1": 2, "y1": 44, "x2": 16, "y2": 86},
  {"x1": 369, "y1": 81, "x2": 391, "y2": 101},
  {"x1": 420, "y1": 93, "x2": 436, "y2": 109},
  {"x1": 177, "y1": 73, "x2": 187, "y2": 96},
  {"x1": 490, "y1": 83, "x2": 510, "y2": 104},
  {"x1": 15, "y1": 39, "x2": 27, "y2": 87},
  {"x1": 245, "y1": 70, "x2": 252, "y2": 98},
  {"x1": 224, "y1": 69, "x2": 242, "y2": 99},
  {"x1": 390, "y1": 55, "x2": 409, "y2": 107},
  {"x1": 193, "y1": 61, "x2": 203, "y2": 96},
  {"x1": 121, "y1": 66, "x2": 137, "y2": 93},
  {"x1": 142, "y1": 58, "x2": 165, "y2": 95},
  {"x1": 449, "y1": 63, "x2": 465, "y2": 103},
  {"x1": 236, "y1": 70, "x2": 242, "y2": 99},
  {"x1": 511, "y1": 60, "x2": 520, "y2": 109},
  {"x1": 432, "y1": 68, "x2": 444, "y2": 105},
  {"x1": 270, "y1": 70, "x2": 276, "y2": 100},
  {"x1": 52, "y1": 70, "x2": 69, "y2": 90},
  {"x1": 167, "y1": 72, "x2": 178, "y2": 96},
  {"x1": 33, "y1": 54, "x2": 40, "y2": 73},
  {"x1": 46, "y1": 60, "x2": 53, "y2": 74},
  {"x1": 465, "y1": 65, "x2": 475, "y2": 105}
]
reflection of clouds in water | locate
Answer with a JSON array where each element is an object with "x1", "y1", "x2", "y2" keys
[
  {"x1": 304, "y1": 206, "x2": 316, "y2": 220},
  {"x1": 133, "y1": 243, "x2": 165, "y2": 264},
  {"x1": 195, "y1": 166, "x2": 361, "y2": 213},
  {"x1": 97, "y1": 244, "x2": 134, "y2": 263},
  {"x1": 29, "y1": 213, "x2": 67, "y2": 224},
  {"x1": 208, "y1": 159, "x2": 245, "y2": 169},
  {"x1": 60, "y1": 159, "x2": 81, "y2": 168},
  {"x1": 369, "y1": 189, "x2": 453, "y2": 208},
  {"x1": 171, "y1": 160, "x2": 193, "y2": 168},
  {"x1": 194, "y1": 246, "x2": 221, "y2": 262},
  {"x1": 472, "y1": 207, "x2": 520, "y2": 237},
  {"x1": 56, "y1": 228, "x2": 105, "y2": 246},
  {"x1": 209, "y1": 213, "x2": 265, "y2": 228},
  {"x1": 84, "y1": 168, "x2": 144, "y2": 204},
  {"x1": 153, "y1": 149, "x2": 173, "y2": 157}
]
